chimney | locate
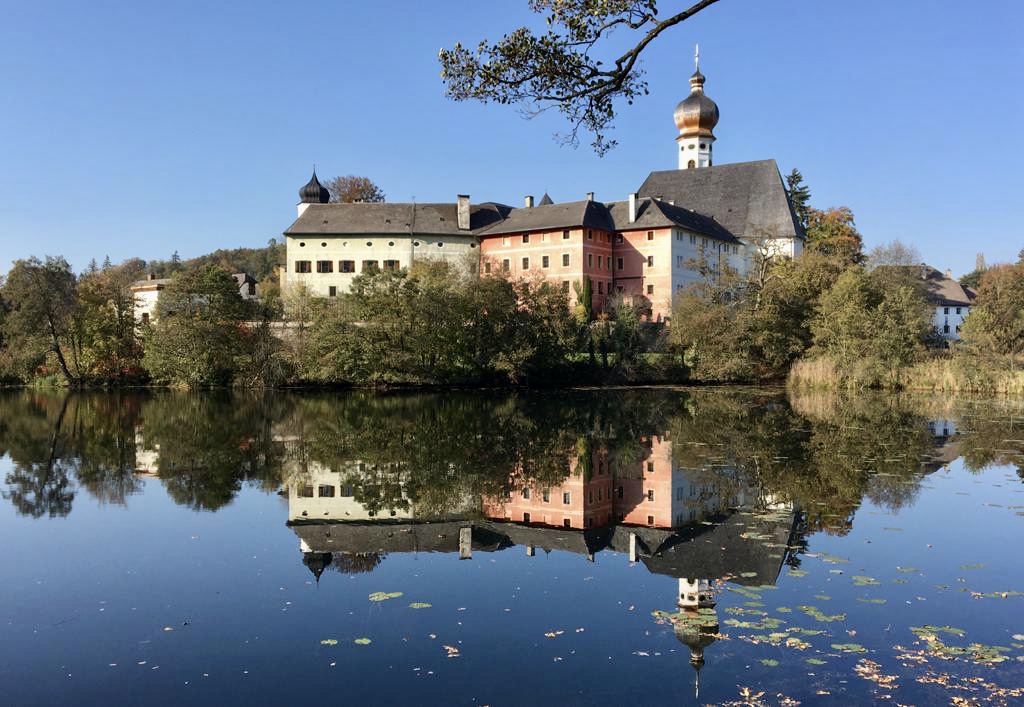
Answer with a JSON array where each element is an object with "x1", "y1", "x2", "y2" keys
[
  {"x1": 457, "y1": 194, "x2": 471, "y2": 230},
  {"x1": 586, "y1": 191, "x2": 594, "y2": 202},
  {"x1": 524, "y1": 195, "x2": 534, "y2": 208},
  {"x1": 628, "y1": 193, "x2": 638, "y2": 223},
  {"x1": 944, "y1": 268, "x2": 952, "y2": 279}
]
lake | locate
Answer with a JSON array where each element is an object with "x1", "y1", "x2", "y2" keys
[{"x1": 1, "y1": 388, "x2": 1023, "y2": 705}]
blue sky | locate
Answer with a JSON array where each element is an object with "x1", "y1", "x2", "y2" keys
[{"x1": 1, "y1": 0, "x2": 1021, "y2": 276}]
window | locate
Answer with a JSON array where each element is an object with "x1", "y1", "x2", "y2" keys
[
  {"x1": 542, "y1": 255, "x2": 550, "y2": 268},
  {"x1": 295, "y1": 260, "x2": 312, "y2": 273},
  {"x1": 944, "y1": 307, "x2": 949, "y2": 314},
  {"x1": 484, "y1": 262, "x2": 492, "y2": 274},
  {"x1": 733, "y1": 245, "x2": 739, "y2": 254},
  {"x1": 316, "y1": 260, "x2": 333, "y2": 273},
  {"x1": 340, "y1": 260, "x2": 355, "y2": 273},
  {"x1": 563, "y1": 492, "x2": 571, "y2": 505},
  {"x1": 383, "y1": 259, "x2": 400, "y2": 271},
  {"x1": 647, "y1": 255, "x2": 654, "y2": 267},
  {"x1": 298, "y1": 485, "x2": 314, "y2": 498},
  {"x1": 944, "y1": 324, "x2": 950, "y2": 333},
  {"x1": 562, "y1": 229, "x2": 570, "y2": 240},
  {"x1": 523, "y1": 233, "x2": 530, "y2": 244},
  {"x1": 587, "y1": 230, "x2": 593, "y2": 240},
  {"x1": 597, "y1": 281, "x2": 604, "y2": 294},
  {"x1": 318, "y1": 485, "x2": 335, "y2": 498},
  {"x1": 542, "y1": 489, "x2": 550, "y2": 503},
  {"x1": 328, "y1": 286, "x2": 337, "y2": 298},
  {"x1": 647, "y1": 231, "x2": 654, "y2": 241},
  {"x1": 687, "y1": 160, "x2": 695, "y2": 169},
  {"x1": 956, "y1": 307, "x2": 962, "y2": 314},
  {"x1": 616, "y1": 257, "x2": 623, "y2": 270},
  {"x1": 523, "y1": 512, "x2": 531, "y2": 523},
  {"x1": 586, "y1": 517, "x2": 594, "y2": 528},
  {"x1": 615, "y1": 234, "x2": 623, "y2": 243},
  {"x1": 298, "y1": 241, "x2": 306, "y2": 248},
  {"x1": 362, "y1": 260, "x2": 378, "y2": 272},
  {"x1": 563, "y1": 519, "x2": 572, "y2": 528},
  {"x1": 523, "y1": 488, "x2": 531, "y2": 499},
  {"x1": 647, "y1": 515, "x2": 655, "y2": 526},
  {"x1": 689, "y1": 234, "x2": 696, "y2": 244},
  {"x1": 502, "y1": 236, "x2": 510, "y2": 246},
  {"x1": 617, "y1": 486, "x2": 624, "y2": 499},
  {"x1": 676, "y1": 487, "x2": 685, "y2": 501},
  {"x1": 562, "y1": 253, "x2": 570, "y2": 267},
  {"x1": 676, "y1": 256, "x2": 684, "y2": 268},
  {"x1": 701, "y1": 238, "x2": 707, "y2": 248},
  {"x1": 562, "y1": 280, "x2": 570, "y2": 292},
  {"x1": 141, "y1": 312, "x2": 150, "y2": 325},
  {"x1": 587, "y1": 253, "x2": 593, "y2": 267},
  {"x1": 597, "y1": 255, "x2": 602, "y2": 269},
  {"x1": 647, "y1": 462, "x2": 654, "y2": 473},
  {"x1": 646, "y1": 285, "x2": 654, "y2": 295},
  {"x1": 541, "y1": 233, "x2": 548, "y2": 242},
  {"x1": 502, "y1": 259, "x2": 510, "y2": 272},
  {"x1": 341, "y1": 485, "x2": 353, "y2": 497},
  {"x1": 647, "y1": 489, "x2": 654, "y2": 502},
  {"x1": 522, "y1": 257, "x2": 530, "y2": 270}
]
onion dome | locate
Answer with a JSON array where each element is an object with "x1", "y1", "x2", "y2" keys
[
  {"x1": 673, "y1": 69, "x2": 719, "y2": 138},
  {"x1": 299, "y1": 170, "x2": 330, "y2": 204}
]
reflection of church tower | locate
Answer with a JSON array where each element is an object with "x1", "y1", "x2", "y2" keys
[
  {"x1": 674, "y1": 45, "x2": 719, "y2": 170},
  {"x1": 674, "y1": 616, "x2": 719, "y2": 700},
  {"x1": 676, "y1": 577, "x2": 717, "y2": 699}
]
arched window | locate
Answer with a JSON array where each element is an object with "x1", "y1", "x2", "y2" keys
[{"x1": 687, "y1": 160, "x2": 696, "y2": 169}]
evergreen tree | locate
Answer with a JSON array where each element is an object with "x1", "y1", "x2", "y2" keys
[{"x1": 785, "y1": 169, "x2": 811, "y2": 228}]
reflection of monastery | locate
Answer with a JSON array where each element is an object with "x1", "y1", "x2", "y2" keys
[{"x1": 284, "y1": 434, "x2": 803, "y2": 692}]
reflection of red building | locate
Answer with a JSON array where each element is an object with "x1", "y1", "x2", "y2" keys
[
  {"x1": 615, "y1": 435, "x2": 675, "y2": 528},
  {"x1": 482, "y1": 443, "x2": 614, "y2": 529},
  {"x1": 483, "y1": 436, "x2": 682, "y2": 529}
]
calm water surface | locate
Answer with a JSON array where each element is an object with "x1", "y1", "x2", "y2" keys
[{"x1": 1, "y1": 388, "x2": 1023, "y2": 705}]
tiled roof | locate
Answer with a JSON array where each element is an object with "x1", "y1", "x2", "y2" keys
[
  {"x1": 284, "y1": 202, "x2": 511, "y2": 237},
  {"x1": 605, "y1": 198, "x2": 741, "y2": 243},
  {"x1": 637, "y1": 159, "x2": 805, "y2": 244},
  {"x1": 475, "y1": 199, "x2": 615, "y2": 237}
]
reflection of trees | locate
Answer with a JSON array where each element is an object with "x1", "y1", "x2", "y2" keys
[
  {"x1": 139, "y1": 392, "x2": 290, "y2": 511},
  {"x1": 331, "y1": 552, "x2": 384, "y2": 574},
  {"x1": 0, "y1": 393, "x2": 143, "y2": 517},
  {"x1": 3, "y1": 387, "x2": 1022, "y2": 523}
]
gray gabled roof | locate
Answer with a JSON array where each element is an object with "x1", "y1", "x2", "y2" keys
[
  {"x1": 637, "y1": 160, "x2": 805, "y2": 244},
  {"x1": 476, "y1": 199, "x2": 615, "y2": 237},
  {"x1": 605, "y1": 198, "x2": 741, "y2": 244},
  {"x1": 284, "y1": 202, "x2": 511, "y2": 237},
  {"x1": 923, "y1": 267, "x2": 975, "y2": 306}
]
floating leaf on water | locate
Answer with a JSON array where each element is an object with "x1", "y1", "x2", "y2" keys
[
  {"x1": 369, "y1": 592, "x2": 404, "y2": 602},
  {"x1": 1012, "y1": 634, "x2": 1024, "y2": 641},
  {"x1": 776, "y1": 607, "x2": 793, "y2": 614},
  {"x1": 896, "y1": 566, "x2": 919, "y2": 573},
  {"x1": 960, "y1": 563, "x2": 987, "y2": 571},
  {"x1": 353, "y1": 638, "x2": 372, "y2": 645},
  {"x1": 320, "y1": 639, "x2": 338, "y2": 646},
  {"x1": 821, "y1": 554, "x2": 849, "y2": 564},
  {"x1": 788, "y1": 570, "x2": 808, "y2": 578},
  {"x1": 831, "y1": 643, "x2": 868, "y2": 654},
  {"x1": 806, "y1": 658, "x2": 827, "y2": 665},
  {"x1": 852, "y1": 576, "x2": 881, "y2": 587},
  {"x1": 408, "y1": 602, "x2": 432, "y2": 609},
  {"x1": 760, "y1": 659, "x2": 779, "y2": 667},
  {"x1": 911, "y1": 625, "x2": 966, "y2": 638},
  {"x1": 798, "y1": 605, "x2": 846, "y2": 623},
  {"x1": 814, "y1": 595, "x2": 832, "y2": 601},
  {"x1": 857, "y1": 598, "x2": 887, "y2": 605}
]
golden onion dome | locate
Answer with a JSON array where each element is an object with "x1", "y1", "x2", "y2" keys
[{"x1": 673, "y1": 69, "x2": 719, "y2": 137}]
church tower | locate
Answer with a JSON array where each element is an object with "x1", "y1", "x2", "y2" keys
[{"x1": 674, "y1": 46, "x2": 719, "y2": 169}]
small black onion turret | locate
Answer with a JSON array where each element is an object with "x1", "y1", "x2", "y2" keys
[{"x1": 299, "y1": 171, "x2": 330, "y2": 204}]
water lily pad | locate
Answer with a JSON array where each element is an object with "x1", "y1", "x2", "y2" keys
[
  {"x1": 760, "y1": 658, "x2": 779, "y2": 667},
  {"x1": 831, "y1": 643, "x2": 867, "y2": 654},
  {"x1": 806, "y1": 658, "x2": 827, "y2": 665},
  {"x1": 408, "y1": 602, "x2": 432, "y2": 609},
  {"x1": 788, "y1": 569, "x2": 808, "y2": 578},
  {"x1": 320, "y1": 639, "x2": 338, "y2": 646},
  {"x1": 960, "y1": 563, "x2": 986, "y2": 571},
  {"x1": 354, "y1": 637, "x2": 372, "y2": 645},
  {"x1": 369, "y1": 592, "x2": 404, "y2": 602},
  {"x1": 852, "y1": 576, "x2": 880, "y2": 586},
  {"x1": 857, "y1": 598, "x2": 887, "y2": 604}
]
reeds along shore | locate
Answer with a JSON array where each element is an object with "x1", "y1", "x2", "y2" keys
[{"x1": 788, "y1": 355, "x2": 1024, "y2": 395}]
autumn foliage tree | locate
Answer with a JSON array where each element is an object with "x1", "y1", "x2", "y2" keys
[{"x1": 325, "y1": 175, "x2": 386, "y2": 203}]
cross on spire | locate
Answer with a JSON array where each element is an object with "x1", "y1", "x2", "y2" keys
[{"x1": 695, "y1": 44, "x2": 700, "y2": 71}]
